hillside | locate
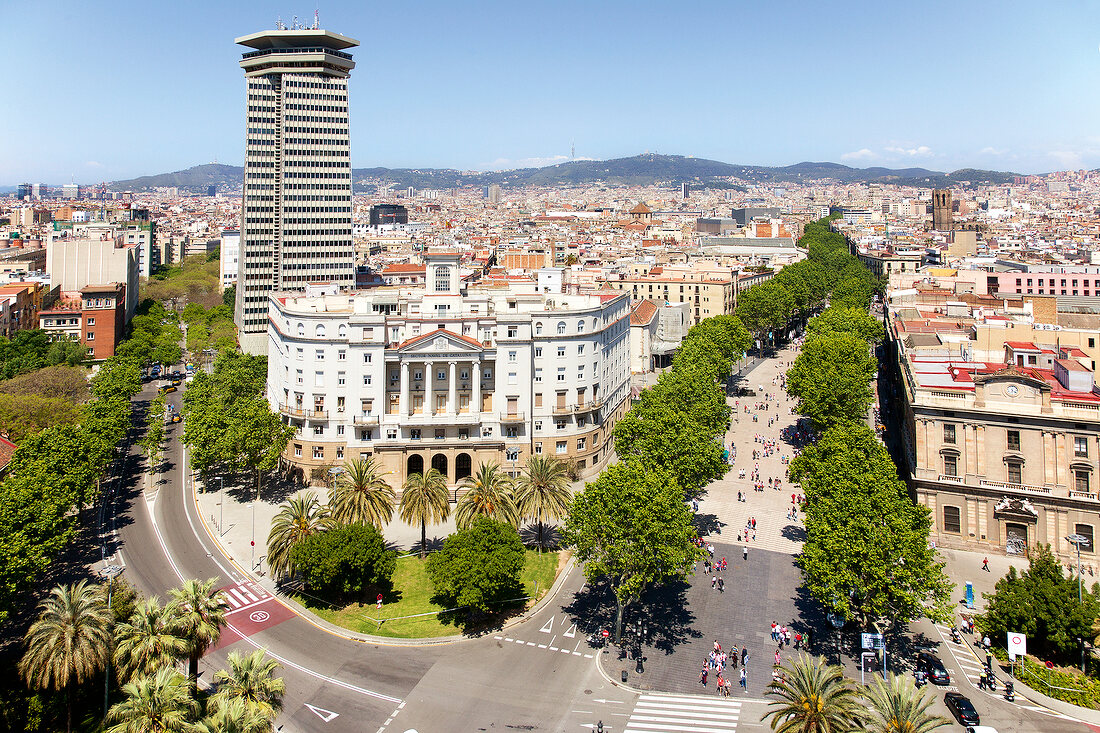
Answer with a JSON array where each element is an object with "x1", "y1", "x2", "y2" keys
[{"x1": 106, "y1": 155, "x2": 1019, "y2": 192}]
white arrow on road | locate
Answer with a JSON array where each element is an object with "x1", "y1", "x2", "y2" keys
[
  {"x1": 591, "y1": 699, "x2": 624, "y2": 704},
  {"x1": 304, "y1": 704, "x2": 339, "y2": 722}
]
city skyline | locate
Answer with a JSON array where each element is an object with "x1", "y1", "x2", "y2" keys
[{"x1": 7, "y1": 0, "x2": 1100, "y2": 182}]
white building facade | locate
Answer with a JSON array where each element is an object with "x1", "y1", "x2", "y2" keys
[
  {"x1": 266, "y1": 253, "x2": 632, "y2": 486},
  {"x1": 219, "y1": 230, "x2": 240, "y2": 290}
]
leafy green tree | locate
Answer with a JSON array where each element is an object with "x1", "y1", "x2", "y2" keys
[
  {"x1": 8, "y1": 424, "x2": 100, "y2": 509},
  {"x1": 455, "y1": 462, "x2": 518, "y2": 529},
  {"x1": 562, "y1": 461, "x2": 702, "y2": 642},
  {"x1": 790, "y1": 424, "x2": 953, "y2": 629},
  {"x1": 513, "y1": 455, "x2": 571, "y2": 549},
  {"x1": 106, "y1": 668, "x2": 198, "y2": 733},
  {"x1": 426, "y1": 516, "x2": 525, "y2": 614},
  {"x1": 0, "y1": 393, "x2": 82, "y2": 441},
  {"x1": 167, "y1": 578, "x2": 229, "y2": 695},
  {"x1": 210, "y1": 649, "x2": 286, "y2": 728},
  {"x1": 329, "y1": 457, "x2": 396, "y2": 527},
  {"x1": 113, "y1": 597, "x2": 189, "y2": 683},
  {"x1": 289, "y1": 523, "x2": 396, "y2": 597},
  {"x1": 643, "y1": 366, "x2": 730, "y2": 435},
  {"x1": 0, "y1": 364, "x2": 90, "y2": 402},
  {"x1": 806, "y1": 306, "x2": 885, "y2": 343},
  {"x1": 613, "y1": 405, "x2": 727, "y2": 496},
  {"x1": 735, "y1": 280, "x2": 794, "y2": 346},
  {"x1": 222, "y1": 285, "x2": 236, "y2": 310},
  {"x1": 267, "y1": 491, "x2": 334, "y2": 580},
  {"x1": 863, "y1": 673, "x2": 949, "y2": 733},
  {"x1": 763, "y1": 654, "x2": 864, "y2": 733},
  {"x1": 91, "y1": 357, "x2": 142, "y2": 401},
  {"x1": 786, "y1": 332, "x2": 876, "y2": 430},
  {"x1": 399, "y1": 468, "x2": 450, "y2": 558},
  {"x1": 19, "y1": 581, "x2": 113, "y2": 733},
  {"x1": 978, "y1": 544, "x2": 1100, "y2": 664}
]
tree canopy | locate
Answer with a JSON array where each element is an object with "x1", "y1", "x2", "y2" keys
[
  {"x1": 426, "y1": 516, "x2": 526, "y2": 614},
  {"x1": 563, "y1": 461, "x2": 702, "y2": 641},
  {"x1": 289, "y1": 523, "x2": 396, "y2": 598},
  {"x1": 790, "y1": 423, "x2": 952, "y2": 629}
]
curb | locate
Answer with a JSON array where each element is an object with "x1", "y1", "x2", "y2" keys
[{"x1": 189, "y1": 460, "x2": 579, "y2": 647}]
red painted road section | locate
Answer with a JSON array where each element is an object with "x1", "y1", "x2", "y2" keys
[{"x1": 212, "y1": 585, "x2": 295, "y2": 651}]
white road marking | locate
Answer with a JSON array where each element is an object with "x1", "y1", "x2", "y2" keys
[{"x1": 624, "y1": 694, "x2": 741, "y2": 733}]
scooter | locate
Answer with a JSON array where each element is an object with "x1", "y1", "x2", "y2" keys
[
  {"x1": 914, "y1": 670, "x2": 927, "y2": 688},
  {"x1": 1004, "y1": 681, "x2": 1015, "y2": 702},
  {"x1": 950, "y1": 627, "x2": 961, "y2": 644}
]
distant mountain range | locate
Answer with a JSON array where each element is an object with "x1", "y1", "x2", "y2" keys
[{"x1": 102, "y1": 154, "x2": 1020, "y2": 193}]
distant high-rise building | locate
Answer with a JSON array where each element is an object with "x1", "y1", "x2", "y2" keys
[
  {"x1": 369, "y1": 204, "x2": 408, "y2": 227},
  {"x1": 62, "y1": 184, "x2": 80, "y2": 200},
  {"x1": 233, "y1": 27, "x2": 358, "y2": 354},
  {"x1": 17, "y1": 183, "x2": 32, "y2": 201},
  {"x1": 681, "y1": 182, "x2": 689, "y2": 199},
  {"x1": 932, "y1": 189, "x2": 953, "y2": 230},
  {"x1": 486, "y1": 184, "x2": 502, "y2": 204},
  {"x1": 31, "y1": 184, "x2": 49, "y2": 200},
  {"x1": 207, "y1": 185, "x2": 217, "y2": 197}
]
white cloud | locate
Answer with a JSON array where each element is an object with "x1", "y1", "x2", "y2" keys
[
  {"x1": 884, "y1": 145, "x2": 933, "y2": 158},
  {"x1": 840, "y1": 148, "x2": 874, "y2": 161},
  {"x1": 1048, "y1": 150, "x2": 1085, "y2": 169},
  {"x1": 978, "y1": 147, "x2": 1006, "y2": 156},
  {"x1": 85, "y1": 160, "x2": 104, "y2": 168},
  {"x1": 476, "y1": 154, "x2": 595, "y2": 171}
]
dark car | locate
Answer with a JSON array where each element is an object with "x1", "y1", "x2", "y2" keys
[
  {"x1": 944, "y1": 692, "x2": 979, "y2": 726},
  {"x1": 916, "y1": 652, "x2": 950, "y2": 685}
]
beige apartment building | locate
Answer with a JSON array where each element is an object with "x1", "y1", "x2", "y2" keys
[
  {"x1": 888, "y1": 304, "x2": 1100, "y2": 569},
  {"x1": 603, "y1": 265, "x2": 736, "y2": 325}
]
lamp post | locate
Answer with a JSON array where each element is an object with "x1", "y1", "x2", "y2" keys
[
  {"x1": 827, "y1": 611, "x2": 845, "y2": 667},
  {"x1": 99, "y1": 564, "x2": 123, "y2": 717},
  {"x1": 1066, "y1": 534, "x2": 1090, "y2": 673}
]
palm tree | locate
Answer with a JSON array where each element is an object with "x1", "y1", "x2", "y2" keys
[
  {"x1": 864, "y1": 673, "x2": 949, "y2": 733},
  {"x1": 763, "y1": 654, "x2": 864, "y2": 733},
  {"x1": 399, "y1": 467, "x2": 450, "y2": 558},
  {"x1": 266, "y1": 490, "x2": 333, "y2": 580},
  {"x1": 513, "y1": 455, "x2": 571, "y2": 549},
  {"x1": 329, "y1": 457, "x2": 396, "y2": 527},
  {"x1": 454, "y1": 462, "x2": 518, "y2": 529},
  {"x1": 19, "y1": 580, "x2": 113, "y2": 733},
  {"x1": 106, "y1": 668, "x2": 198, "y2": 733},
  {"x1": 113, "y1": 596, "x2": 189, "y2": 682},
  {"x1": 211, "y1": 649, "x2": 286, "y2": 725},
  {"x1": 197, "y1": 697, "x2": 269, "y2": 733},
  {"x1": 167, "y1": 578, "x2": 228, "y2": 696}
]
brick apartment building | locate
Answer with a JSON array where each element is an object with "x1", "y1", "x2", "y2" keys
[{"x1": 38, "y1": 283, "x2": 126, "y2": 360}]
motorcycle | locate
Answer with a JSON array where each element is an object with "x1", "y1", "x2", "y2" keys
[
  {"x1": 914, "y1": 670, "x2": 927, "y2": 688},
  {"x1": 950, "y1": 627, "x2": 961, "y2": 644},
  {"x1": 1004, "y1": 681, "x2": 1015, "y2": 702}
]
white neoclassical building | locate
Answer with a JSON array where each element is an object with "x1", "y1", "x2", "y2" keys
[{"x1": 266, "y1": 252, "x2": 632, "y2": 487}]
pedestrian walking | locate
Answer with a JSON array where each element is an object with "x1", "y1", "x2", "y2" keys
[
  {"x1": 711, "y1": 575, "x2": 717, "y2": 589},
  {"x1": 700, "y1": 666, "x2": 708, "y2": 687},
  {"x1": 741, "y1": 647, "x2": 748, "y2": 666},
  {"x1": 982, "y1": 557, "x2": 990, "y2": 572},
  {"x1": 743, "y1": 545, "x2": 748, "y2": 561},
  {"x1": 775, "y1": 648, "x2": 781, "y2": 665},
  {"x1": 717, "y1": 576, "x2": 724, "y2": 592},
  {"x1": 739, "y1": 668, "x2": 747, "y2": 689}
]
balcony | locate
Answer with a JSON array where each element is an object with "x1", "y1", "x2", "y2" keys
[
  {"x1": 938, "y1": 474, "x2": 964, "y2": 484},
  {"x1": 280, "y1": 404, "x2": 328, "y2": 419},
  {"x1": 979, "y1": 479, "x2": 1052, "y2": 496},
  {"x1": 352, "y1": 413, "x2": 379, "y2": 426},
  {"x1": 1070, "y1": 490, "x2": 1097, "y2": 501},
  {"x1": 574, "y1": 399, "x2": 603, "y2": 415},
  {"x1": 499, "y1": 411, "x2": 526, "y2": 423},
  {"x1": 552, "y1": 404, "x2": 572, "y2": 416}
]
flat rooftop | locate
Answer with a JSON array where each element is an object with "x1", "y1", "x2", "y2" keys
[{"x1": 235, "y1": 29, "x2": 359, "y2": 51}]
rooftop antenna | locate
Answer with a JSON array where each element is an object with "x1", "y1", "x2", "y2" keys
[
  {"x1": 292, "y1": 15, "x2": 299, "y2": 29},
  {"x1": 571, "y1": 139, "x2": 575, "y2": 162},
  {"x1": 275, "y1": 16, "x2": 286, "y2": 30},
  {"x1": 314, "y1": 8, "x2": 319, "y2": 29}
]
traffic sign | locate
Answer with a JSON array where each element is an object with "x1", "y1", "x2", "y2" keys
[
  {"x1": 602, "y1": 629, "x2": 610, "y2": 638},
  {"x1": 861, "y1": 633, "x2": 884, "y2": 650},
  {"x1": 1007, "y1": 632, "x2": 1027, "y2": 660}
]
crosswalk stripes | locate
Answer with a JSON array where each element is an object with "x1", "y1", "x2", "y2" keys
[
  {"x1": 624, "y1": 693, "x2": 740, "y2": 733},
  {"x1": 220, "y1": 582, "x2": 269, "y2": 610}
]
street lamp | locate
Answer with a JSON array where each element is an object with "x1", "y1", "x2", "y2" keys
[
  {"x1": 250, "y1": 503, "x2": 256, "y2": 572},
  {"x1": 99, "y1": 564, "x2": 123, "y2": 716},
  {"x1": 1067, "y1": 533, "x2": 1090, "y2": 672}
]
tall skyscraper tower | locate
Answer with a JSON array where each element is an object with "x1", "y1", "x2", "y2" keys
[
  {"x1": 233, "y1": 27, "x2": 358, "y2": 354},
  {"x1": 932, "y1": 189, "x2": 953, "y2": 231}
]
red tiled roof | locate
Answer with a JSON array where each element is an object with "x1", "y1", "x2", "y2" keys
[
  {"x1": 630, "y1": 300, "x2": 658, "y2": 326},
  {"x1": 0, "y1": 436, "x2": 17, "y2": 473},
  {"x1": 1005, "y1": 341, "x2": 1039, "y2": 351},
  {"x1": 629, "y1": 203, "x2": 652, "y2": 214}
]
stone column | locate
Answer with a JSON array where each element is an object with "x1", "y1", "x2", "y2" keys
[
  {"x1": 473, "y1": 360, "x2": 482, "y2": 414},
  {"x1": 448, "y1": 361, "x2": 458, "y2": 415},
  {"x1": 400, "y1": 361, "x2": 410, "y2": 416},
  {"x1": 424, "y1": 361, "x2": 434, "y2": 416}
]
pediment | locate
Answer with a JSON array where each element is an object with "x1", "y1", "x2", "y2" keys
[{"x1": 397, "y1": 329, "x2": 483, "y2": 355}]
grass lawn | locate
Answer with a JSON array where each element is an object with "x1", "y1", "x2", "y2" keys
[{"x1": 294, "y1": 549, "x2": 564, "y2": 639}]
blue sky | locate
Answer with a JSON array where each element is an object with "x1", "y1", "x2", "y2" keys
[{"x1": 6, "y1": 0, "x2": 1100, "y2": 183}]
